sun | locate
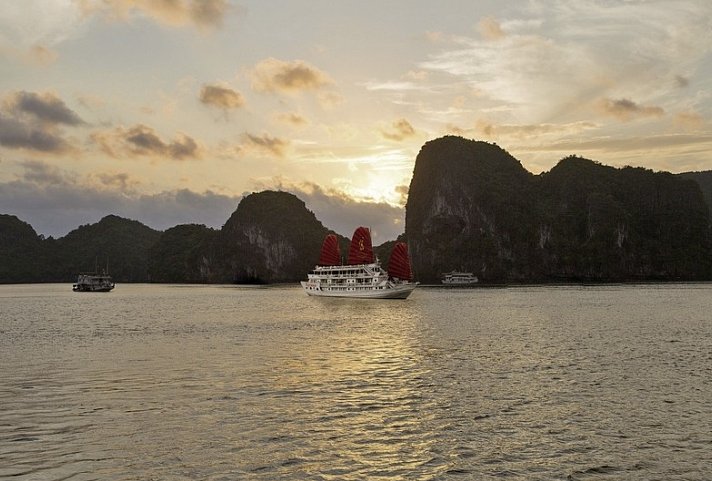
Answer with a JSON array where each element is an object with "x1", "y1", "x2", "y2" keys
[{"x1": 333, "y1": 150, "x2": 412, "y2": 206}]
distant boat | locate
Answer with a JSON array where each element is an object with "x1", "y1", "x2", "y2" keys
[
  {"x1": 441, "y1": 271, "x2": 479, "y2": 286},
  {"x1": 73, "y1": 258, "x2": 115, "y2": 292},
  {"x1": 301, "y1": 227, "x2": 417, "y2": 299}
]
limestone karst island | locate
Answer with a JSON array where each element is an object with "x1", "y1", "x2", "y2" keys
[{"x1": 2, "y1": 136, "x2": 712, "y2": 285}]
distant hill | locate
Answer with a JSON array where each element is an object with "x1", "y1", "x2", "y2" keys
[
  {"x1": 53, "y1": 215, "x2": 162, "y2": 282},
  {"x1": 0, "y1": 215, "x2": 45, "y2": 282},
  {"x1": 0, "y1": 214, "x2": 161, "y2": 283},
  {"x1": 406, "y1": 136, "x2": 712, "y2": 283}
]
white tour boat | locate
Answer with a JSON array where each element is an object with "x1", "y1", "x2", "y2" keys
[
  {"x1": 301, "y1": 227, "x2": 417, "y2": 299},
  {"x1": 441, "y1": 271, "x2": 479, "y2": 285}
]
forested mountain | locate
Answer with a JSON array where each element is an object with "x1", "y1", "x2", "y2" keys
[
  {"x1": 0, "y1": 214, "x2": 160, "y2": 282},
  {"x1": 406, "y1": 136, "x2": 712, "y2": 283},
  {"x1": 147, "y1": 224, "x2": 218, "y2": 283},
  {"x1": 53, "y1": 215, "x2": 161, "y2": 282},
  {"x1": 679, "y1": 170, "x2": 712, "y2": 215},
  {"x1": 0, "y1": 215, "x2": 45, "y2": 282}
]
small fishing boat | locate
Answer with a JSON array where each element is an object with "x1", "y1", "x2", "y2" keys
[
  {"x1": 73, "y1": 258, "x2": 115, "y2": 292},
  {"x1": 301, "y1": 227, "x2": 417, "y2": 299}
]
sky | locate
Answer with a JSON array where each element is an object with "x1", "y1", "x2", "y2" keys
[{"x1": 1, "y1": 0, "x2": 711, "y2": 244}]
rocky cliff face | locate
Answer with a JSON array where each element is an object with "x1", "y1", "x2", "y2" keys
[
  {"x1": 406, "y1": 136, "x2": 712, "y2": 283},
  {"x1": 406, "y1": 136, "x2": 539, "y2": 282},
  {"x1": 216, "y1": 190, "x2": 331, "y2": 283}
]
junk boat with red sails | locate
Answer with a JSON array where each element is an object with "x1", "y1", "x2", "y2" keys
[{"x1": 301, "y1": 227, "x2": 417, "y2": 299}]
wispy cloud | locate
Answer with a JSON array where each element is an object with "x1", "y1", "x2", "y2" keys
[
  {"x1": 276, "y1": 112, "x2": 309, "y2": 127},
  {"x1": 675, "y1": 111, "x2": 705, "y2": 130},
  {"x1": 240, "y1": 133, "x2": 290, "y2": 158},
  {"x1": 478, "y1": 17, "x2": 506, "y2": 41},
  {"x1": 78, "y1": 0, "x2": 230, "y2": 30},
  {"x1": 531, "y1": 133, "x2": 712, "y2": 154},
  {"x1": 364, "y1": 81, "x2": 423, "y2": 92},
  {"x1": 474, "y1": 120, "x2": 599, "y2": 139},
  {"x1": 598, "y1": 98, "x2": 664, "y2": 122},
  {"x1": 418, "y1": 1, "x2": 712, "y2": 123},
  {"x1": 381, "y1": 119, "x2": 417, "y2": 142}
]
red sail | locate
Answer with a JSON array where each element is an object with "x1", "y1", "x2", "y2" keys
[
  {"x1": 318, "y1": 234, "x2": 341, "y2": 266},
  {"x1": 388, "y1": 242, "x2": 412, "y2": 281},
  {"x1": 347, "y1": 226, "x2": 374, "y2": 265}
]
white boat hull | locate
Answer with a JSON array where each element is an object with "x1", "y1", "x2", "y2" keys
[{"x1": 300, "y1": 281, "x2": 417, "y2": 299}]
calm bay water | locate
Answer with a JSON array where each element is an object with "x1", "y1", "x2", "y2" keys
[{"x1": 1, "y1": 283, "x2": 710, "y2": 480}]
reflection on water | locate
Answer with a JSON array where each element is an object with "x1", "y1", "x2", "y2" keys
[{"x1": 1, "y1": 283, "x2": 711, "y2": 480}]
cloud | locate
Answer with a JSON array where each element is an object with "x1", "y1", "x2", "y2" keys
[
  {"x1": 316, "y1": 91, "x2": 344, "y2": 109},
  {"x1": 251, "y1": 57, "x2": 333, "y2": 94},
  {"x1": 419, "y1": 2, "x2": 712, "y2": 124},
  {"x1": 78, "y1": 0, "x2": 229, "y2": 30},
  {"x1": 241, "y1": 133, "x2": 289, "y2": 158},
  {"x1": 674, "y1": 111, "x2": 705, "y2": 129},
  {"x1": 395, "y1": 184, "x2": 409, "y2": 205},
  {"x1": 18, "y1": 159, "x2": 72, "y2": 185},
  {"x1": 675, "y1": 75, "x2": 690, "y2": 88},
  {"x1": 0, "y1": 161, "x2": 241, "y2": 237},
  {"x1": 199, "y1": 84, "x2": 245, "y2": 110},
  {"x1": 364, "y1": 81, "x2": 423, "y2": 92},
  {"x1": 425, "y1": 31, "x2": 446, "y2": 43},
  {"x1": 478, "y1": 17, "x2": 506, "y2": 41},
  {"x1": 0, "y1": 113, "x2": 73, "y2": 153},
  {"x1": 381, "y1": 119, "x2": 416, "y2": 141},
  {"x1": 526, "y1": 133, "x2": 712, "y2": 155},
  {"x1": 26, "y1": 45, "x2": 58, "y2": 66},
  {"x1": 91, "y1": 124, "x2": 201, "y2": 160},
  {"x1": 4, "y1": 91, "x2": 84, "y2": 126},
  {"x1": 276, "y1": 112, "x2": 309, "y2": 127},
  {"x1": 0, "y1": 91, "x2": 83, "y2": 154},
  {"x1": 598, "y1": 98, "x2": 664, "y2": 122},
  {"x1": 474, "y1": 120, "x2": 599, "y2": 139},
  {"x1": 0, "y1": 1, "x2": 85, "y2": 49},
  {"x1": 93, "y1": 172, "x2": 139, "y2": 192}
]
